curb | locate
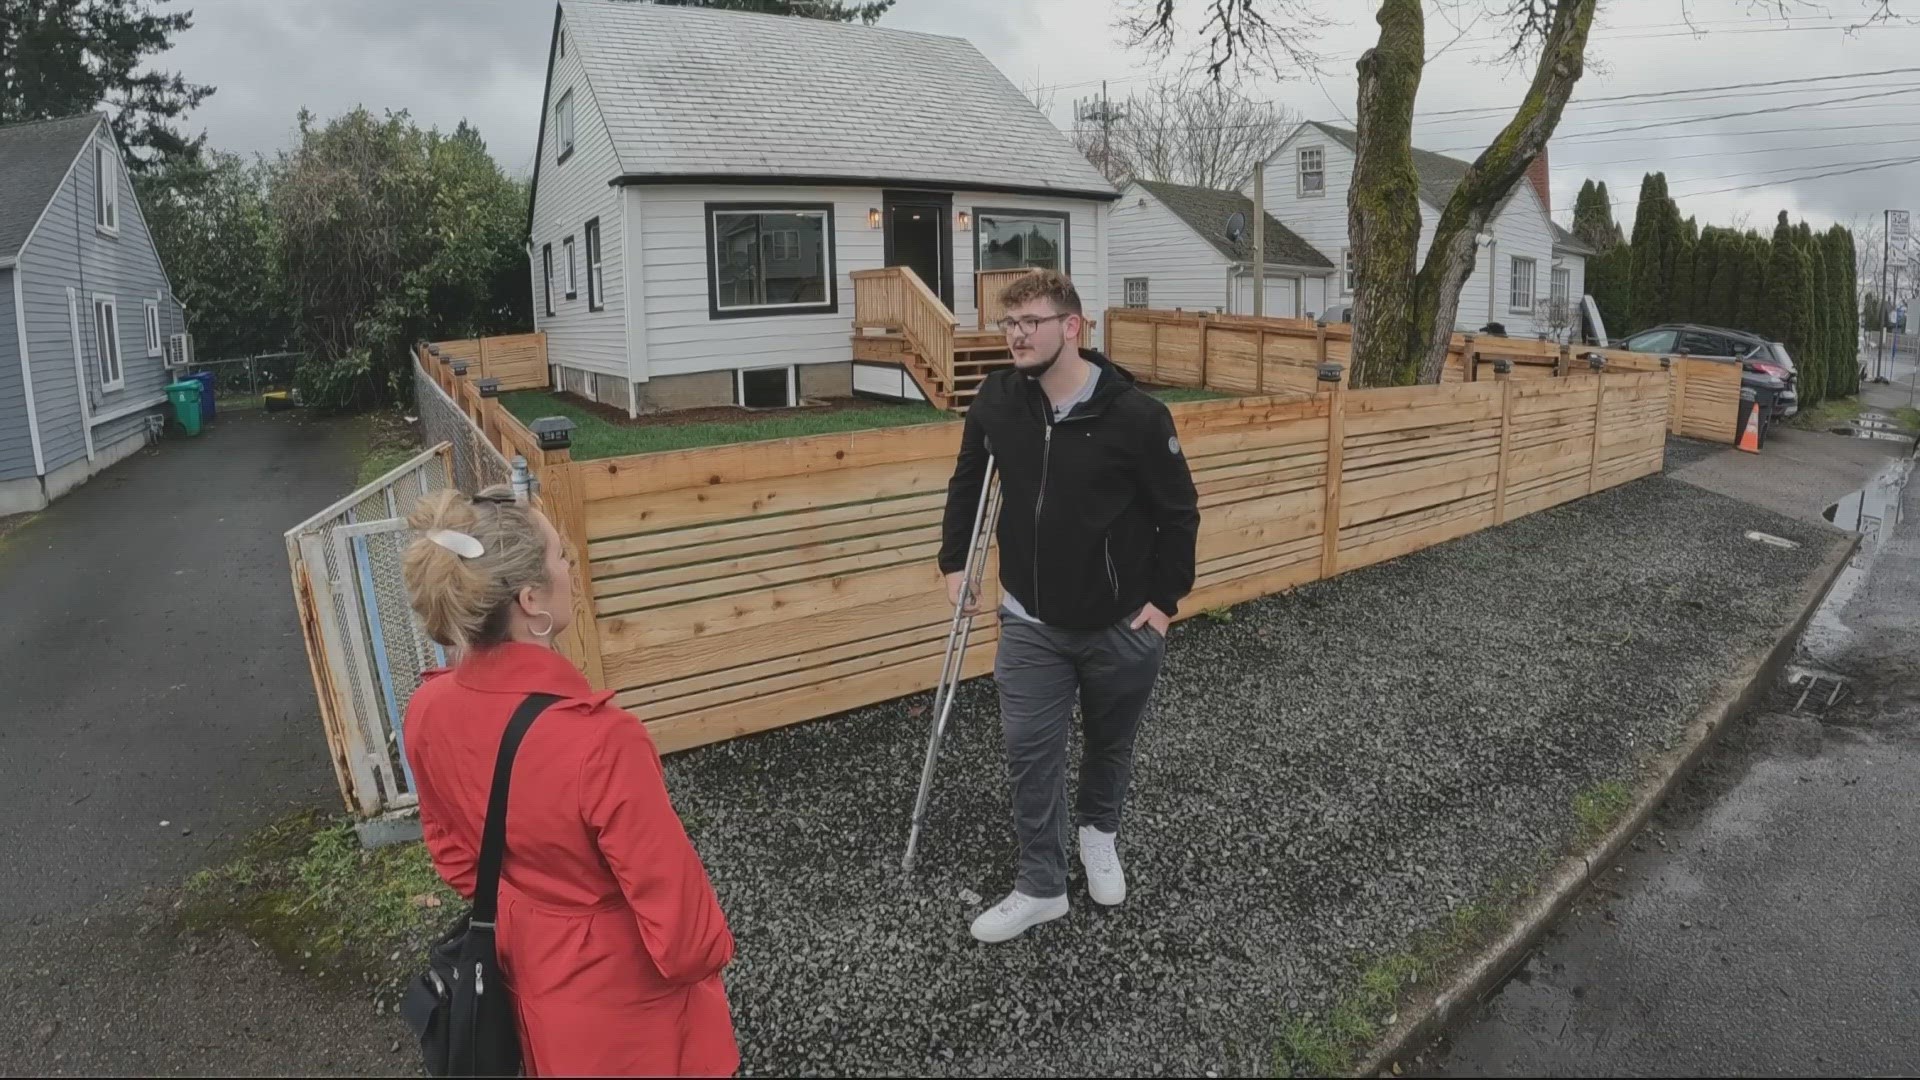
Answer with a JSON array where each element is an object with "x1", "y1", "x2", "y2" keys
[{"x1": 1350, "y1": 527, "x2": 1863, "y2": 1079}]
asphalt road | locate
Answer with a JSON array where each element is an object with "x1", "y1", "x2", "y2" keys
[
  {"x1": 1421, "y1": 437, "x2": 1920, "y2": 1077},
  {"x1": 0, "y1": 411, "x2": 408, "y2": 1075}
]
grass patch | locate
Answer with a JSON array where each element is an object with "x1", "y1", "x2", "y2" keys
[
  {"x1": 1789, "y1": 396, "x2": 1864, "y2": 431},
  {"x1": 1149, "y1": 386, "x2": 1234, "y2": 403},
  {"x1": 182, "y1": 809, "x2": 455, "y2": 990},
  {"x1": 1573, "y1": 778, "x2": 1636, "y2": 843},
  {"x1": 354, "y1": 409, "x2": 425, "y2": 485},
  {"x1": 1896, "y1": 406, "x2": 1920, "y2": 432},
  {"x1": 501, "y1": 391, "x2": 953, "y2": 460}
]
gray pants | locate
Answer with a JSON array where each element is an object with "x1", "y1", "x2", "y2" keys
[{"x1": 994, "y1": 617, "x2": 1167, "y2": 899}]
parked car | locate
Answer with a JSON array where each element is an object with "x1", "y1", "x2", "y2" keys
[{"x1": 1617, "y1": 323, "x2": 1798, "y2": 420}]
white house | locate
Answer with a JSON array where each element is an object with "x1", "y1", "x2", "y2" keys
[
  {"x1": 1107, "y1": 178, "x2": 1335, "y2": 318},
  {"x1": 1252, "y1": 121, "x2": 1582, "y2": 339},
  {"x1": 526, "y1": 0, "x2": 1118, "y2": 414}
]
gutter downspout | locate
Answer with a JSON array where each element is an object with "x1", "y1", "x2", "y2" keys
[{"x1": 1226, "y1": 262, "x2": 1243, "y2": 314}]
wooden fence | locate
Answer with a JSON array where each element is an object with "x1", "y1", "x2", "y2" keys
[
  {"x1": 425, "y1": 332, "x2": 550, "y2": 391},
  {"x1": 548, "y1": 367, "x2": 1668, "y2": 755},
  {"x1": 1104, "y1": 308, "x2": 1744, "y2": 444}
]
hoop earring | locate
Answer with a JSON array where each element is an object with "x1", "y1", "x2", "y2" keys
[{"x1": 528, "y1": 611, "x2": 555, "y2": 640}]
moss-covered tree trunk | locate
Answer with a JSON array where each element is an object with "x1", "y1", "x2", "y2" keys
[
  {"x1": 1345, "y1": 0, "x2": 1425, "y2": 387},
  {"x1": 1345, "y1": 0, "x2": 1599, "y2": 384}
]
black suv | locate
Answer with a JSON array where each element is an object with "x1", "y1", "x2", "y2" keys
[{"x1": 1618, "y1": 323, "x2": 1799, "y2": 419}]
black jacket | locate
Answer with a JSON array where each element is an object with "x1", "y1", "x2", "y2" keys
[{"x1": 939, "y1": 349, "x2": 1200, "y2": 631}]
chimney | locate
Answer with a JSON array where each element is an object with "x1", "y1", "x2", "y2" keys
[{"x1": 1525, "y1": 145, "x2": 1551, "y2": 217}]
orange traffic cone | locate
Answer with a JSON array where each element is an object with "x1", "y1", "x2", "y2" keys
[{"x1": 1737, "y1": 400, "x2": 1763, "y2": 454}]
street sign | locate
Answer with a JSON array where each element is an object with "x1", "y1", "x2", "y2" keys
[{"x1": 1892, "y1": 209, "x2": 1911, "y2": 247}]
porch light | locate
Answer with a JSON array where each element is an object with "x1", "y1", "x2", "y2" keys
[
  {"x1": 868, "y1": 207, "x2": 882, "y2": 229},
  {"x1": 956, "y1": 209, "x2": 972, "y2": 232}
]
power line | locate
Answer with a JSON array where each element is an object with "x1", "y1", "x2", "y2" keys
[{"x1": 1587, "y1": 154, "x2": 1920, "y2": 210}]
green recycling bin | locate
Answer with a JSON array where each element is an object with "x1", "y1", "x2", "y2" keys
[{"x1": 166, "y1": 380, "x2": 204, "y2": 436}]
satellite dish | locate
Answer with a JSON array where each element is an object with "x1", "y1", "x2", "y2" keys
[{"x1": 1225, "y1": 211, "x2": 1248, "y2": 242}]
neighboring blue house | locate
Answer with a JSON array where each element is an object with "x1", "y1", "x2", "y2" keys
[{"x1": 0, "y1": 114, "x2": 187, "y2": 514}]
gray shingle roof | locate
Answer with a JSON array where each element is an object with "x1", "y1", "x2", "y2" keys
[
  {"x1": 1307, "y1": 121, "x2": 1473, "y2": 209},
  {"x1": 561, "y1": 0, "x2": 1116, "y2": 198},
  {"x1": 1550, "y1": 221, "x2": 1596, "y2": 256},
  {"x1": 1133, "y1": 179, "x2": 1333, "y2": 270},
  {"x1": 0, "y1": 114, "x2": 102, "y2": 262}
]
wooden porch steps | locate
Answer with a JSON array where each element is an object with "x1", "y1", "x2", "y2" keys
[{"x1": 853, "y1": 329, "x2": 1013, "y2": 414}]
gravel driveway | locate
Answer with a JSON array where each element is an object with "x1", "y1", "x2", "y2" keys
[{"x1": 663, "y1": 474, "x2": 1843, "y2": 1077}]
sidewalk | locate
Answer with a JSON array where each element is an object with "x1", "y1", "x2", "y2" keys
[
  {"x1": 1420, "y1": 434, "x2": 1920, "y2": 1076},
  {"x1": 659, "y1": 467, "x2": 1846, "y2": 1076}
]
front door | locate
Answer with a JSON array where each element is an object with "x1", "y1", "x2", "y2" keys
[{"x1": 884, "y1": 192, "x2": 953, "y2": 309}]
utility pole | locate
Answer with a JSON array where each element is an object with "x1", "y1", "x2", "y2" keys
[
  {"x1": 1878, "y1": 209, "x2": 1890, "y2": 384},
  {"x1": 1253, "y1": 163, "x2": 1266, "y2": 317},
  {"x1": 1074, "y1": 84, "x2": 1127, "y2": 183}
]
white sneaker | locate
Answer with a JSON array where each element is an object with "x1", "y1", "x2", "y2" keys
[
  {"x1": 1079, "y1": 825, "x2": 1127, "y2": 906},
  {"x1": 969, "y1": 890, "x2": 1069, "y2": 943}
]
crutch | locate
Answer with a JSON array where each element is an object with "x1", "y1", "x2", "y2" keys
[{"x1": 902, "y1": 454, "x2": 1003, "y2": 874}]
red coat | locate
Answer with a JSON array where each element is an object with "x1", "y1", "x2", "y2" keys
[{"x1": 404, "y1": 643, "x2": 738, "y2": 1077}]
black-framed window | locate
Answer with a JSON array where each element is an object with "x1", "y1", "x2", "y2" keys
[
  {"x1": 564, "y1": 235, "x2": 578, "y2": 299},
  {"x1": 705, "y1": 203, "x2": 838, "y2": 319},
  {"x1": 975, "y1": 208, "x2": 1069, "y2": 273},
  {"x1": 1124, "y1": 277, "x2": 1149, "y2": 308},
  {"x1": 542, "y1": 243, "x2": 555, "y2": 317},
  {"x1": 585, "y1": 218, "x2": 603, "y2": 311},
  {"x1": 555, "y1": 89, "x2": 575, "y2": 162}
]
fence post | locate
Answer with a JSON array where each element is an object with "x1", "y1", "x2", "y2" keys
[
  {"x1": 1256, "y1": 329, "x2": 1268, "y2": 395},
  {"x1": 1666, "y1": 355, "x2": 1684, "y2": 436},
  {"x1": 1197, "y1": 312, "x2": 1211, "y2": 389},
  {"x1": 1318, "y1": 361, "x2": 1345, "y2": 579},
  {"x1": 1315, "y1": 319, "x2": 1329, "y2": 370},
  {"x1": 1462, "y1": 333, "x2": 1477, "y2": 382},
  {"x1": 1494, "y1": 359, "x2": 1514, "y2": 523},
  {"x1": 535, "y1": 457, "x2": 605, "y2": 690},
  {"x1": 1555, "y1": 341, "x2": 1571, "y2": 378},
  {"x1": 1587, "y1": 355, "x2": 1607, "y2": 493},
  {"x1": 477, "y1": 336, "x2": 491, "y2": 383}
]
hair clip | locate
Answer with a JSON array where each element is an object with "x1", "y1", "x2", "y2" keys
[{"x1": 426, "y1": 528, "x2": 485, "y2": 559}]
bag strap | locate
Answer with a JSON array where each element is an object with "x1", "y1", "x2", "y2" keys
[{"x1": 471, "y1": 692, "x2": 563, "y2": 926}]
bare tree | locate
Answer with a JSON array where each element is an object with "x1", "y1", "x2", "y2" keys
[
  {"x1": 1127, "y1": 0, "x2": 1906, "y2": 385},
  {"x1": 1093, "y1": 79, "x2": 1299, "y2": 189}
]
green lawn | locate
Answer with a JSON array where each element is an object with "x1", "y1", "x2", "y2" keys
[
  {"x1": 501, "y1": 392, "x2": 955, "y2": 460},
  {"x1": 1788, "y1": 396, "x2": 1864, "y2": 431},
  {"x1": 500, "y1": 386, "x2": 1240, "y2": 461}
]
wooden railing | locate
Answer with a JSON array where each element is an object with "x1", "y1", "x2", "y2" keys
[
  {"x1": 425, "y1": 332, "x2": 549, "y2": 391},
  {"x1": 852, "y1": 266, "x2": 958, "y2": 398},
  {"x1": 975, "y1": 268, "x2": 1037, "y2": 330}
]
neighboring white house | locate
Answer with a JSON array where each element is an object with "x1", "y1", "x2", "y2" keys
[
  {"x1": 1108, "y1": 179, "x2": 1335, "y2": 318},
  {"x1": 526, "y1": 0, "x2": 1117, "y2": 414},
  {"x1": 1251, "y1": 121, "x2": 1580, "y2": 339}
]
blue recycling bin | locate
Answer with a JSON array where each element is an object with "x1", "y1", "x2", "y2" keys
[{"x1": 190, "y1": 370, "x2": 216, "y2": 421}]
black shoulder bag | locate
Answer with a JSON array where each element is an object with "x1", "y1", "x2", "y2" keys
[{"x1": 402, "y1": 692, "x2": 561, "y2": 1078}]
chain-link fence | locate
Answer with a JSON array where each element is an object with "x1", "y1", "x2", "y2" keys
[
  {"x1": 188, "y1": 352, "x2": 302, "y2": 408},
  {"x1": 286, "y1": 445, "x2": 452, "y2": 817},
  {"x1": 413, "y1": 353, "x2": 513, "y2": 493}
]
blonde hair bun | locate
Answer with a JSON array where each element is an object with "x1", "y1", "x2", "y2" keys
[{"x1": 402, "y1": 485, "x2": 550, "y2": 649}]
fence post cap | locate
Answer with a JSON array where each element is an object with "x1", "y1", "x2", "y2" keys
[
  {"x1": 476, "y1": 377, "x2": 502, "y2": 398},
  {"x1": 450, "y1": 360, "x2": 470, "y2": 376},
  {"x1": 1493, "y1": 358, "x2": 1513, "y2": 375},
  {"x1": 1660, "y1": 355, "x2": 1673, "y2": 369},
  {"x1": 427, "y1": 344, "x2": 441, "y2": 356},
  {"x1": 1585, "y1": 352, "x2": 1606, "y2": 371},
  {"x1": 1316, "y1": 362, "x2": 1344, "y2": 383},
  {"x1": 531, "y1": 415, "x2": 576, "y2": 450},
  {"x1": 1315, "y1": 318, "x2": 1328, "y2": 329}
]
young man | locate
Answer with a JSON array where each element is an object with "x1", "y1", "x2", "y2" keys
[{"x1": 938, "y1": 270, "x2": 1199, "y2": 943}]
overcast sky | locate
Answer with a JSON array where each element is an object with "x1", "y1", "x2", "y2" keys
[{"x1": 161, "y1": 0, "x2": 1920, "y2": 239}]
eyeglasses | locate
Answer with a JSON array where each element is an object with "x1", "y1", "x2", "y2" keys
[{"x1": 995, "y1": 313, "x2": 1072, "y2": 337}]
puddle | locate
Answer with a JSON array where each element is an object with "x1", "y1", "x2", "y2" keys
[
  {"x1": 1830, "y1": 412, "x2": 1919, "y2": 443},
  {"x1": 1805, "y1": 457, "x2": 1913, "y2": 660}
]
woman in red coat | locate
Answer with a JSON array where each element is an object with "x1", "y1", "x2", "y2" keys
[{"x1": 400, "y1": 486, "x2": 738, "y2": 1077}]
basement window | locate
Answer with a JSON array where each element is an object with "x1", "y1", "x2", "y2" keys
[{"x1": 738, "y1": 366, "x2": 796, "y2": 409}]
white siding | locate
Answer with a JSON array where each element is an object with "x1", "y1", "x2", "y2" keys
[
  {"x1": 1252, "y1": 128, "x2": 1351, "y2": 286},
  {"x1": 1107, "y1": 184, "x2": 1234, "y2": 314},
  {"x1": 18, "y1": 130, "x2": 179, "y2": 475},
  {"x1": 1257, "y1": 126, "x2": 1559, "y2": 336},
  {"x1": 531, "y1": 10, "x2": 627, "y2": 382},
  {"x1": 637, "y1": 183, "x2": 1109, "y2": 379}
]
